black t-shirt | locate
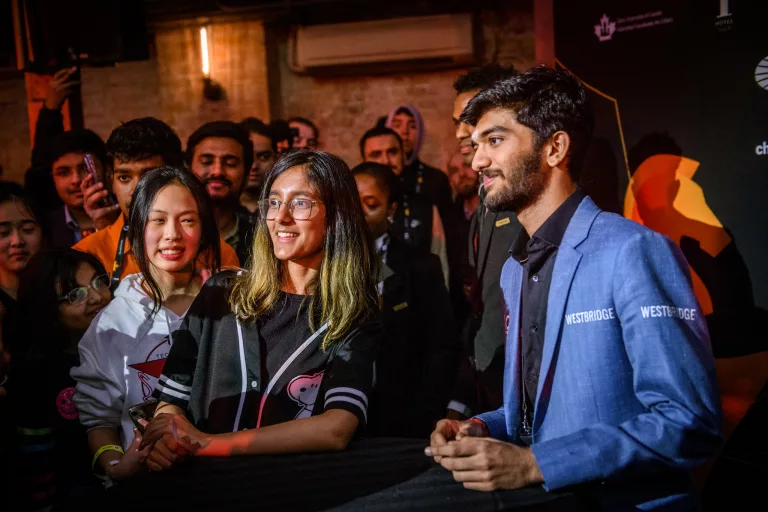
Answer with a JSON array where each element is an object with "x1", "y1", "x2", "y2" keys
[
  {"x1": 155, "y1": 272, "x2": 382, "y2": 434},
  {"x1": 257, "y1": 292, "x2": 327, "y2": 426},
  {"x1": 12, "y1": 352, "x2": 101, "y2": 508}
]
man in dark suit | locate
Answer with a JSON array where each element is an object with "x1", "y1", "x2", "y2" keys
[
  {"x1": 447, "y1": 64, "x2": 521, "y2": 419},
  {"x1": 353, "y1": 162, "x2": 461, "y2": 438}
]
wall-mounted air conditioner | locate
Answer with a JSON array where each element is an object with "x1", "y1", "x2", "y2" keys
[{"x1": 288, "y1": 13, "x2": 476, "y2": 74}]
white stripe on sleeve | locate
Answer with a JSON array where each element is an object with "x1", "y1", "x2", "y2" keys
[
  {"x1": 156, "y1": 384, "x2": 190, "y2": 401},
  {"x1": 158, "y1": 376, "x2": 192, "y2": 393},
  {"x1": 325, "y1": 387, "x2": 368, "y2": 407},
  {"x1": 324, "y1": 396, "x2": 368, "y2": 423}
]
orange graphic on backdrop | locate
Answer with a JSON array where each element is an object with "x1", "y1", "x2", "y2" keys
[{"x1": 624, "y1": 155, "x2": 732, "y2": 316}]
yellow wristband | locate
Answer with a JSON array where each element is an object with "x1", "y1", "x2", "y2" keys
[{"x1": 91, "y1": 444, "x2": 125, "y2": 473}]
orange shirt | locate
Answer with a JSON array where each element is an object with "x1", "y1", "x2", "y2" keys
[{"x1": 73, "y1": 215, "x2": 240, "y2": 280}]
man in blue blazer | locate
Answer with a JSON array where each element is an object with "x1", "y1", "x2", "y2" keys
[{"x1": 426, "y1": 66, "x2": 722, "y2": 510}]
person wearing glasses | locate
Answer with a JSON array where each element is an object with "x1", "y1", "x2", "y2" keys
[
  {"x1": 11, "y1": 249, "x2": 112, "y2": 509},
  {"x1": 139, "y1": 151, "x2": 381, "y2": 469},
  {"x1": 71, "y1": 167, "x2": 222, "y2": 482}
]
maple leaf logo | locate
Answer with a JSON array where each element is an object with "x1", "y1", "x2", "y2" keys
[{"x1": 594, "y1": 14, "x2": 616, "y2": 42}]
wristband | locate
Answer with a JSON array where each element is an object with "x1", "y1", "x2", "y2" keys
[{"x1": 92, "y1": 444, "x2": 125, "y2": 473}]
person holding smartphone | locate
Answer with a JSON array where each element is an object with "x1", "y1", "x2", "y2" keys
[
  {"x1": 71, "y1": 167, "x2": 222, "y2": 480},
  {"x1": 140, "y1": 151, "x2": 382, "y2": 468}
]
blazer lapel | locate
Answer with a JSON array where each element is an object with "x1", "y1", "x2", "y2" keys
[
  {"x1": 476, "y1": 208, "x2": 498, "y2": 276},
  {"x1": 532, "y1": 196, "x2": 600, "y2": 434},
  {"x1": 505, "y1": 263, "x2": 524, "y2": 444}
]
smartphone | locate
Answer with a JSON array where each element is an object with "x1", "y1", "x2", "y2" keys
[
  {"x1": 128, "y1": 399, "x2": 158, "y2": 434},
  {"x1": 83, "y1": 153, "x2": 114, "y2": 207}
]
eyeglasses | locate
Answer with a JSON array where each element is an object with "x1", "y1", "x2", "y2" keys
[
  {"x1": 258, "y1": 198, "x2": 323, "y2": 221},
  {"x1": 59, "y1": 273, "x2": 110, "y2": 305}
]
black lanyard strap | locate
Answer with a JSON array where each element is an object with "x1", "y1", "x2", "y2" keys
[{"x1": 110, "y1": 225, "x2": 130, "y2": 292}]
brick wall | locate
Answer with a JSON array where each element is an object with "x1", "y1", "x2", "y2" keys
[
  {"x1": 274, "y1": 4, "x2": 535, "y2": 170},
  {"x1": 82, "y1": 20, "x2": 270, "y2": 147},
  {"x1": 0, "y1": 75, "x2": 32, "y2": 183},
  {"x1": 0, "y1": 6, "x2": 532, "y2": 183}
]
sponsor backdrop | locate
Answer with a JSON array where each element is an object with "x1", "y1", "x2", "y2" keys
[{"x1": 554, "y1": 0, "x2": 768, "y2": 430}]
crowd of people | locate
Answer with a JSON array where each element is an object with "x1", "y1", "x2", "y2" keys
[{"x1": 0, "y1": 63, "x2": 722, "y2": 511}]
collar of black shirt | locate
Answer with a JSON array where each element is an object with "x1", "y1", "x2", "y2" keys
[{"x1": 510, "y1": 188, "x2": 587, "y2": 262}]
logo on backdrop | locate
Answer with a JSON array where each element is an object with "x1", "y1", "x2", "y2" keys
[
  {"x1": 715, "y1": 0, "x2": 733, "y2": 31},
  {"x1": 755, "y1": 57, "x2": 768, "y2": 91},
  {"x1": 594, "y1": 14, "x2": 616, "y2": 42},
  {"x1": 593, "y1": 11, "x2": 674, "y2": 42}
]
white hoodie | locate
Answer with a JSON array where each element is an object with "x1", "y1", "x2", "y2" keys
[{"x1": 71, "y1": 273, "x2": 185, "y2": 448}]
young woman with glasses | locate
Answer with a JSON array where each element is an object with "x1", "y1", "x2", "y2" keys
[
  {"x1": 71, "y1": 167, "x2": 221, "y2": 482},
  {"x1": 11, "y1": 249, "x2": 111, "y2": 509},
  {"x1": 140, "y1": 151, "x2": 382, "y2": 468}
]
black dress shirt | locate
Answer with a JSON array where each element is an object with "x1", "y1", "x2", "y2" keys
[{"x1": 510, "y1": 188, "x2": 586, "y2": 442}]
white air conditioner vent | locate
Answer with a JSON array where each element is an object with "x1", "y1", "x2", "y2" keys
[{"x1": 289, "y1": 13, "x2": 475, "y2": 73}]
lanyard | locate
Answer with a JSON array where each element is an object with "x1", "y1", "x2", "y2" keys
[
  {"x1": 110, "y1": 225, "x2": 130, "y2": 292},
  {"x1": 400, "y1": 166, "x2": 424, "y2": 243}
]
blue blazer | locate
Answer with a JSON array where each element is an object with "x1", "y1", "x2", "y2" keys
[{"x1": 476, "y1": 196, "x2": 722, "y2": 510}]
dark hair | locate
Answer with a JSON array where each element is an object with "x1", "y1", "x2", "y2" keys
[
  {"x1": 185, "y1": 121, "x2": 254, "y2": 173},
  {"x1": 128, "y1": 167, "x2": 221, "y2": 316},
  {"x1": 50, "y1": 129, "x2": 107, "y2": 170},
  {"x1": 269, "y1": 119, "x2": 294, "y2": 149},
  {"x1": 106, "y1": 117, "x2": 184, "y2": 167},
  {"x1": 358, "y1": 126, "x2": 403, "y2": 158},
  {"x1": 231, "y1": 151, "x2": 378, "y2": 346},
  {"x1": 287, "y1": 117, "x2": 319, "y2": 140},
  {"x1": 351, "y1": 162, "x2": 402, "y2": 206},
  {"x1": 453, "y1": 64, "x2": 518, "y2": 94},
  {"x1": 0, "y1": 181, "x2": 46, "y2": 239},
  {"x1": 17, "y1": 249, "x2": 108, "y2": 361},
  {"x1": 240, "y1": 117, "x2": 275, "y2": 150},
  {"x1": 460, "y1": 65, "x2": 594, "y2": 180}
]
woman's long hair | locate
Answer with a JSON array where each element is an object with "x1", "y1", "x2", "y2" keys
[
  {"x1": 230, "y1": 151, "x2": 378, "y2": 349},
  {"x1": 17, "y1": 249, "x2": 109, "y2": 362},
  {"x1": 128, "y1": 167, "x2": 221, "y2": 316}
]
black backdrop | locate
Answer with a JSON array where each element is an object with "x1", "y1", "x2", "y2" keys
[{"x1": 554, "y1": 0, "x2": 768, "y2": 357}]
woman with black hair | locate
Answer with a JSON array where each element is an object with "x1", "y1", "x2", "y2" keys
[
  {"x1": 0, "y1": 182, "x2": 44, "y2": 357},
  {"x1": 140, "y1": 151, "x2": 382, "y2": 468},
  {"x1": 12, "y1": 249, "x2": 112, "y2": 509},
  {"x1": 71, "y1": 167, "x2": 221, "y2": 481}
]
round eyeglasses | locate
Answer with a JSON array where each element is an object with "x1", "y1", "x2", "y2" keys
[
  {"x1": 258, "y1": 198, "x2": 323, "y2": 221},
  {"x1": 59, "y1": 273, "x2": 110, "y2": 305}
]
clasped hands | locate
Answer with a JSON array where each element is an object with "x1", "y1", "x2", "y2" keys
[
  {"x1": 138, "y1": 414, "x2": 209, "y2": 471},
  {"x1": 425, "y1": 419, "x2": 544, "y2": 491}
]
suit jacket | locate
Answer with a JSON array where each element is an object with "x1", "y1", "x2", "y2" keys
[
  {"x1": 369, "y1": 236, "x2": 462, "y2": 438},
  {"x1": 46, "y1": 206, "x2": 77, "y2": 249},
  {"x1": 477, "y1": 196, "x2": 722, "y2": 509},
  {"x1": 450, "y1": 196, "x2": 521, "y2": 416}
]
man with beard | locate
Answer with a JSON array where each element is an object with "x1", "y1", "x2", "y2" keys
[
  {"x1": 186, "y1": 121, "x2": 255, "y2": 265},
  {"x1": 426, "y1": 66, "x2": 721, "y2": 510},
  {"x1": 239, "y1": 117, "x2": 277, "y2": 219},
  {"x1": 447, "y1": 64, "x2": 520, "y2": 421},
  {"x1": 74, "y1": 118, "x2": 239, "y2": 285}
]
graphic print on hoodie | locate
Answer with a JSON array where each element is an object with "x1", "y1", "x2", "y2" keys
[{"x1": 71, "y1": 273, "x2": 186, "y2": 448}]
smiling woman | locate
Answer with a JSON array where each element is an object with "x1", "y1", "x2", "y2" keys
[
  {"x1": 71, "y1": 167, "x2": 222, "y2": 483},
  {"x1": 141, "y1": 151, "x2": 383, "y2": 469}
]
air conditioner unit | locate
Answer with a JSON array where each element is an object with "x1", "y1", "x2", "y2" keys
[{"x1": 288, "y1": 13, "x2": 476, "y2": 74}]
